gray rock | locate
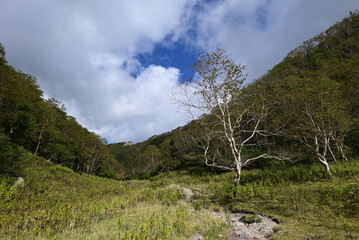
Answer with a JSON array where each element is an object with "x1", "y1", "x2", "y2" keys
[
  {"x1": 235, "y1": 231, "x2": 251, "y2": 238},
  {"x1": 258, "y1": 225, "x2": 267, "y2": 232},
  {"x1": 239, "y1": 232, "x2": 250, "y2": 238},
  {"x1": 13, "y1": 177, "x2": 25, "y2": 188},
  {"x1": 191, "y1": 233, "x2": 203, "y2": 240},
  {"x1": 236, "y1": 222, "x2": 246, "y2": 227}
]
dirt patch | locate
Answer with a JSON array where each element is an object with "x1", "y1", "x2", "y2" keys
[
  {"x1": 183, "y1": 186, "x2": 279, "y2": 239},
  {"x1": 212, "y1": 211, "x2": 279, "y2": 240}
]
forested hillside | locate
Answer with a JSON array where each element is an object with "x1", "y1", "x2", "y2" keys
[
  {"x1": 108, "y1": 124, "x2": 212, "y2": 179},
  {"x1": 110, "y1": 11, "x2": 359, "y2": 179},
  {"x1": 253, "y1": 10, "x2": 359, "y2": 170},
  {"x1": 0, "y1": 44, "x2": 123, "y2": 179},
  {"x1": 1, "y1": 10, "x2": 359, "y2": 240}
]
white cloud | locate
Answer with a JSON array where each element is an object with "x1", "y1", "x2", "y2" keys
[
  {"x1": 0, "y1": 0, "x2": 358, "y2": 143},
  {"x1": 86, "y1": 65, "x2": 187, "y2": 142},
  {"x1": 0, "y1": 0, "x2": 192, "y2": 142},
  {"x1": 191, "y1": 0, "x2": 359, "y2": 81}
]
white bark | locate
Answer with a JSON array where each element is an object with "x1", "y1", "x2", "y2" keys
[{"x1": 172, "y1": 49, "x2": 288, "y2": 185}]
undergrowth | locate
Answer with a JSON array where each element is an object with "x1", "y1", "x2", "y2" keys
[
  {"x1": 168, "y1": 160, "x2": 359, "y2": 239},
  {"x1": 0, "y1": 154, "x2": 228, "y2": 239},
  {"x1": 1, "y1": 154, "x2": 358, "y2": 239}
]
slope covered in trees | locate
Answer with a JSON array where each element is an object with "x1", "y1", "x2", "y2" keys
[
  {"x1": 1, "y1": 11, "x2": 359, "y2": 240},
  {"x1": 0, "y1": 44, "x2": 123, "y2": 178},
  {"x1": 111, "y1": 11, "x2": 359, "y2": 179},
  {"x1": 253, "y1": 11, "x2": 359, "y2": 174},
  {"x1": 107, "y1": 125, "x2": 208, "y2": 179}
]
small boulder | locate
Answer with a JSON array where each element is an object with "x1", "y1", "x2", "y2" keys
[
  {"x1": 239, "y1": 232, "x2": 250, "y2": 238},
  {"x1": 236, "y1": 222, "x2": 246, "y2": 227},
  {"x1": 191, "y1": 233, "x2": 203, "y2": 240},
  {"x1": 13, "y1": 177, "x2": 25, "y2": 188},
  {"x1": 235, "y1": 231, "x2": 250, "y2": 238}
]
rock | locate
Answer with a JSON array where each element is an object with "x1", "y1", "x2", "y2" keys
[
  {"x1": 191, "y1": 233, "x2": 203, "y2": 240},
  {"x1": 123, "y1": 141, "x2": 135, "y2": 146},
  {"x1": 218, "y1": 234, "x2": 223, "y2": 238},
  {"x1": 235, "y1": 231, "x2": 251, "y2": 238},
  {"x1": 258, "y1": 225, "x2": 267, "y2": 232},
  {"x1": 182, "y1": 187, "x2": 194, "y2": 202},
  {"x1": 236, "y1": 222, "x2": 246, "y2": 227},
  {"x1": 13, "y1": 177, "x2": 25, "y2": 188},
  {"x1": 240, "y1": 232, "x2": 250, "y2": 238}
]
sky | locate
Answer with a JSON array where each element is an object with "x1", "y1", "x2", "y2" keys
[{"x1": 0, "y1": 0, "x2": 358, "y2": 143}]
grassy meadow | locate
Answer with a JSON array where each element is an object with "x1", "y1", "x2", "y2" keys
[{"x1": 1, "y1": 155, "x2": 358, "y2": 239}]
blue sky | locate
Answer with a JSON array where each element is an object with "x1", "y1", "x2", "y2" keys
[
  {"x1": 0, "y1": 0, "x2": 358, "y2": 143},
  {"x1": 137, "y1": 40, "x2": 196, "y2": 82}
]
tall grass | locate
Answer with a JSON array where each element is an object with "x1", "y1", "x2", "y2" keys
[
  {"x1": 0, "y1": 156, "x2": 228, "y2": 239},
  {"x1": 1, "y1": 154, "x2": 358, "y2": 239}
]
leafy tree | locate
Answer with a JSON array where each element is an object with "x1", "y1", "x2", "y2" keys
[
  {"x1": 254, "y1": 11, "x2": 359, "y2": 174},
  {"x1": 272, "y1": 76, "x2": 353, "y2": 174},
  {"x1": 0, "y1": 43, "x2": 6, "y2": 66},
  {"x1": 173, "y1": 49, "x2": 287, "y2": 186}
]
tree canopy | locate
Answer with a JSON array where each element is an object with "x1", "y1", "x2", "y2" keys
[{"x1": 0, "y1": 43, "x2": 123, "y2": 178}]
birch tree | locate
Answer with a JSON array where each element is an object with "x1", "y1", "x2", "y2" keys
[
  {"x1": 173, "y1": 49, "x2": 287, "y2": 186},
  {"x1": 272, "y1": 75, "x2": 353, "y2": 175}
]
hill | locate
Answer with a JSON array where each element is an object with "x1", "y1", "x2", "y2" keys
[
  {"x1": 1, "y1": 10, "x2": 359, "y2": 240},
  {"x1": 0, "y1": 44, "x2": 123, "y2": 179},
  {"x1": 110, "y1": 11, "x2": 359, "y2": 179}
]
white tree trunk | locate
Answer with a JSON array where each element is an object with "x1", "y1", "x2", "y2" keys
[
  {"x1": 233, "y1": 163, "x2": 242, "y2": 187},
  {"x1": 319, "y1": 157, "x2": 332, "y2": 175}
]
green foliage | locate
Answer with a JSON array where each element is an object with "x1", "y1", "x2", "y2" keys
[
  {"x1": 2, "y1": 11, "x2": 359, "y2": 240},
  {"x1": 241, "y1": 214, "x2": 262, "y2": 224},
  {"x1": 107, "y1": 126, "x2": 197, "y2": 178},
  {"x1": 0, "y1": 43, "x2": 6, "y2": 65},
  {"x1": 0, "y1": 155, "x2": 135, "y2": 238},
  {"x1": 109, "y1": 12, "x2": 359, "y2": 180},
  {"x1": 164, "y1": 160, "x2": 359, "y2": 239},
  {"x1": 0, "y1": 44, "x2": 122, "y2": 177},
  {"x1": 251, "y1": 11, "x2": 359, "y2": 174},
  {"x1": 0, "y1": 155, "x2": 230, "y2": 239}
]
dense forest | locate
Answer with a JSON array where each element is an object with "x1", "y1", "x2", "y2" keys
[
  {"x1": 0, "y1": 45, "x2": 123, "y2": 179},
  {"x1": 109, "y1": 11, "x2": 359, "y2": 180}
]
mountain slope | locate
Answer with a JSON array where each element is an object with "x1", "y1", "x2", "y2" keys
[{"x1": 0, "y1": 44, "x2": 123, "y2": 178}]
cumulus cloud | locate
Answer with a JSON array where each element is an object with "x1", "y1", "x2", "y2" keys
[
  {"x1": 0, "y1": 0, "x2": 358, "y2": 142},
  {"x1": 190, "y1": 0, "x2": 359, "y2": 81},
  {"x1": 0, "y1": 0, "x2": 191, "y2": 142},
  {"x1": 86, "y1": 65, "x2": 186, "y2": 142}
]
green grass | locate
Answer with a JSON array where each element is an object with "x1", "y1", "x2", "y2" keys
[
  {"x1": 1, "y1": 154, "x2": 358, "y2": 239},
  {"x1": 0, "y1": 154, "x2": 228, "y2": 239},
  {"x1": 160, "y1": 161, "x2": 359, "y2": 240}
]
